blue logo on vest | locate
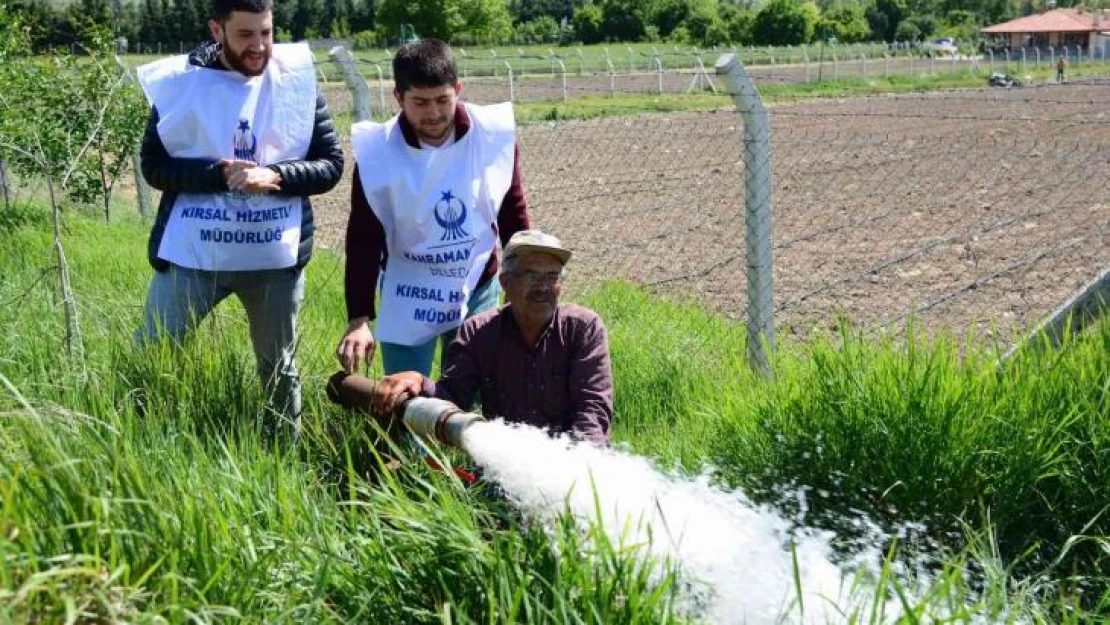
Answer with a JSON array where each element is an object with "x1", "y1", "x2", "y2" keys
[
  {"x1": 233, "y1": 118, "x2": 257, "y2": 162},
  {"x1": 434, "y1": 190, "x2": 469, "y2": 242},
  {"x1": 230, "y1": 118, "x2": 258, "y2": 202}
]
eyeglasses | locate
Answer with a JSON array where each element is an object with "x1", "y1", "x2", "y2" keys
[{"x1": 512, "y1": 270, "x2": 564, "y2": 287}]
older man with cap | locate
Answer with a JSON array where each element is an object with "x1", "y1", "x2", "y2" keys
[{"x1": 332, "y1": 229, "x2": 613, "y2": 446}]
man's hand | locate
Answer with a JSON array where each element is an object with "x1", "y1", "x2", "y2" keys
[
  {"x1": 336, "y1": 317, "x2": 375, "y2": 373},
  {"x1": 371, "y1": 371, "x2": 425, "y2": 418},
  {"x1": 219, "y1": 158, "x2": 281, "y2": 194}
]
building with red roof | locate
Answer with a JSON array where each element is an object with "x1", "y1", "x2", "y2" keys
[{"x1": 981, "y1": 8, "x2": 1109, "y2": 54}]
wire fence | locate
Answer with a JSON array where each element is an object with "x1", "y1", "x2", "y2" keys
[
  {"x1": 768, "y1": 87, "x2": 1109, "y2": 343},
  {"x1": 314, "y1": 46, "x2": 1110, "y2": 362}
]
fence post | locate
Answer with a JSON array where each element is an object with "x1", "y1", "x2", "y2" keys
[
  {"x1": 460, "y1": 48, "x2": 469, "y2": 77},
  {"x1": 554, "y1": 58, "x2": 568, "y2": 101},
  {"x1": 627, "y1": 46, "x2": 635, "y2": 72},
  {"x1": 686, "y1": 56, "x2": 717, "y2": 93},
  {"x1": 716, "y1": 53, "x2": 775, "y2": 376},
  {"x1": 607, "y1": 59, "x2": 615, "y2": 97},
  {"x1": 505, "y1": 61, "x2": 515, "y2": 103},
  {"x1": 1, "y1": 160, "x2": 11, "y2": 211},
  {"x1": 654, "y1": 56, "x2": 664, "y2": 93},
  {"x1": 329, "y1": 46, "x2": 372, "y2": 122},
  {"x1": 1035, "y1": 47, "x2": 1041, "y2": 69},
  {"x1": 371, "y1": 62, "x2": 387, "y2": 116},
  {"x1": 803, "y1": 53, "x2": 810, "y2": 83}
]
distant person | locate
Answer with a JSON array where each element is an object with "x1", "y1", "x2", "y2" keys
[
  {"x1": 135, "y1": 0, "x2": 343, "y2": 435},
  {"x1": 335, "y1": 38, "x2": 530, "y2": 378},
  {"x1": 329, "y1": 230, "x2": 613, "y2": 446},
  {"x1": 1056, "y1": 55, "x2": 1067, "y2": 83}
]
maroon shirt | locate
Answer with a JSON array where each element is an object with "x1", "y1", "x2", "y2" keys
[
  {"x1": 422, "y1": 304, "x2": 613, "y2": 445},
  {"x1": 345, "y1": 103, "x2": 530, "y2": 321}
]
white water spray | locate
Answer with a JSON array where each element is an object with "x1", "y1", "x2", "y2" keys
[{"x1": 460, "y1": 420, "x2": 912, "y2": 624}]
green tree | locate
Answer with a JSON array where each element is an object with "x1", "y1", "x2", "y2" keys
[
  {"x1": 752, "y1": 0, "x2": 815, "y2": 45},
  {"x1": 456, "y1": 0, "x2": 513, "y2": 43},
  {"x1": 170, "y1": 0, "x2": 202, "y2": 44},
  {"x1": 350, "y1": 0, "x2": 376, "y2": 32},
  {"x1": 321, "y1": 0, "x2": 354, "y2": 37},
  {"x1": 376, "y1": 0, "x2": 510, "y2": 42},
  {"x1": 719, "y1": 3, "x2": 755, "y2": 44},
  {"x1": 518, "y1": 15, "x2": 562, "y2": 42},
  {"x1": 899, "y1": 13, "x2": 935, "y2": 40},
  {"x1": 816, "y1": 4, "x2": 870, "y2": 43},
  {"x1": 139, "y1": 0, "x2": 168, "y2": 45},
  {"x1": 650, "y1": 0, "x2": 715, "y2": 38},
  {"x1": 291, "y1": 0, "x2": 323, "y2": 40},
  {"x1": 271, "y1": 0, "x2": 295, "y2": 34},
  {"x1": 571, "y1": 3, "x2": 604, "y2": 43},
  {"x1": 377, "y1": 0, "x2": 463, "y2": 40},
  {"x1": 72, "y1": 0, "x2": 117, "y2": 37},
  {"x1": 893, "y1": 18, "x2": 919, "y2": 41},
  {"x1": 600, "y1": 0, "x2": 647, "y2": 41},
  {"x1": 508, "y1": 0, "x2": 581, "y2": 24},
  {"x1": 0, "y1": 21, "x2": 150, "y2": 358},
  {"x1": 867, "y1": 0, "x2": 907, "y2": 42},
  {"x1": 938, "y1": 9, "x2": 979, "y2": 40},
  {"x1": 684, "y1": 7, "x2": 727, "y2": 46},
  {"x1": 115, "y1": 1, "x2": 143, "y2": 44}
]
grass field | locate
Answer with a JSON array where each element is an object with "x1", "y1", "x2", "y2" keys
[{"x1": 0, "y1": 201, "x2": 1107, "y2": 622}]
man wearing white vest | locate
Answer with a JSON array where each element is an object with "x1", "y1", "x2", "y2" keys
[
  {"x1": 337, "y1": 38, "x2": 530, "y2": 377},
  {"x1": 135, "y1": 0, "x2": 343, "y2": 435}
]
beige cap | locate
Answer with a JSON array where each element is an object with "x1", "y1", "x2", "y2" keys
[{"x1": 503, "y1": 229, "x2": 572, "y2": 265}]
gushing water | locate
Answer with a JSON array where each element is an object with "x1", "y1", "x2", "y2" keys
[{"x1": 461, "y1": 420, "x2": 913, "y2": 624}]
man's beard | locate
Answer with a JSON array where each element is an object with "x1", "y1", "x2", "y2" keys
[
  {"x1": 417, "y1": 118, "x2": 453, "y2": 143},
  {"x1": 221, "y1": 37, "x2": 269, "y2": 76}
]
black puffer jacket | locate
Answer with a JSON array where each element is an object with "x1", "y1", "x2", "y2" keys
[{"x1": 140, "y1": 42, "x2": 344, "y2": 271}]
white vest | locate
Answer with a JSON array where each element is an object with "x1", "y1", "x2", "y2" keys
[
  {"x1": 137, "y1": 43, "x2": 316, "y2": 271},
  {"x1": 351, "y1": 102, "x2": 516, "y2": 346}
]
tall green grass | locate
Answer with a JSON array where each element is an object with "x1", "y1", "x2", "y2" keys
[{"x1": 1, "y1": 202, "x2": 1107, "y2": 621}]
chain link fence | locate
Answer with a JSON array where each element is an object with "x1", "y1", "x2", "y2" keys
[{"x1": 770, "y1": 85, "x2": 1109, "y2": 342}]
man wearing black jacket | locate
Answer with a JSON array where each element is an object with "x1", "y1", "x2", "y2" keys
[{"x1": 135, "y1": 0, "x2": 343, "y2": 434}]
